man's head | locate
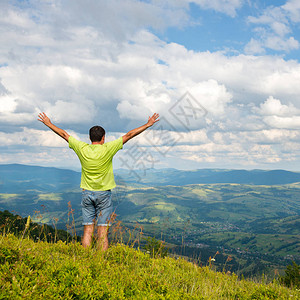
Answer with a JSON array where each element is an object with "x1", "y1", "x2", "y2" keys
[{"x1": 89, "y1": 126, "x2": 105, "y2": 143}]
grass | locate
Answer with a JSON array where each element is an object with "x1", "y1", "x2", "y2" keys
[
  {"x1": 0, "y1": 234, "x2": 299, "y2": 299},
  {"x1": 152, "y1": 202, "x2": 176, "y2": 211}
]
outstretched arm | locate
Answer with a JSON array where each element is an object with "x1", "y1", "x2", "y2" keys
[
  {"x1": 122, "y1": 113, "x2": 159, "y2": 145},
  {"x1": 38, "y1": 112, "x2": 70, "y2": 142}
]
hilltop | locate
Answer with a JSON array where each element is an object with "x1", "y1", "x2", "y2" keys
[{"x1": 1, "y1": 233, "x2": 299, "y2": 299}]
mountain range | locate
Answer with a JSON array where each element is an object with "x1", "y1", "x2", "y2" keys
[{"x1": 2, "y1": 164, "x2": 300, "y2": 194}]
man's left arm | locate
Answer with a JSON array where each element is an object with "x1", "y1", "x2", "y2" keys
[
  {"x1": 38, "y1": 112, "x2": 70, "y2": 142},
  {"x1": 122, "y1": 113, "x2": 159, "y2": 144}
]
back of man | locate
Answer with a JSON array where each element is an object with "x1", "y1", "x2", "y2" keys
[
  {"x1": 38, "y1": 112, "x2": 159, "y2": 251},
  {"x1": 68, "y1": 135, "x2": 123, "y2": 191}
]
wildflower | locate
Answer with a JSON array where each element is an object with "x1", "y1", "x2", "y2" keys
[
  {"x1": 25, "y1": 215, "x2": 31, "y2": 229},
  {"x1": 226, "y1": 256, "x2": 232, "y2": 262}
]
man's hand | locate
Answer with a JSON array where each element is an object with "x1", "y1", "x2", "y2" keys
[
  {"x1": 122, "y1": 113, "x2": 160, "y2": 144},
  {"x1": 147, "y1": 113, "x2": 160, "y2": 127},
  {"x1": 38, "y1": 112, "x2": 52, "y2": 126},
  {"x1": 38, "y1": 112, "x2": 70, "y2": 142}
]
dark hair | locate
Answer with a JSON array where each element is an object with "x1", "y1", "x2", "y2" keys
[{"x1": 89, "y1": 126, "x2": 105, "y2": 142}]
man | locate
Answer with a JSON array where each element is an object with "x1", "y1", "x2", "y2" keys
[{"x1": 38, "y1": 112, "x2": 159, "y2": 250}]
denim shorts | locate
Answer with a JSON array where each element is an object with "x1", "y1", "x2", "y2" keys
[{"x1": 81, "y1": 189, "x2": 113, "y2": 226}]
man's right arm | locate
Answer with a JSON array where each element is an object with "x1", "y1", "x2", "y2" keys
[
  {"x1": 38, "y1": 112, "x2": 70, "y2": 142},
  {"x1": 122, "y1": 113, "x2": 159, "y2": 144}
]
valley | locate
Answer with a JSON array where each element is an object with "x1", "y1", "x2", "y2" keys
[{"x1": 0, "y1": 164, "x2": 299, "y2": 278}]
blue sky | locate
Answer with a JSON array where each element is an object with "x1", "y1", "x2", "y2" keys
[
  {"x1": 158, "y1": 0, "x2": 299, "y2": 58},
  {"x1": 1, "y1": 0, "x2": 300, "y2": 174},
  {"x1": 159, "y1": 2, "x2": 250, "y2": 53}
]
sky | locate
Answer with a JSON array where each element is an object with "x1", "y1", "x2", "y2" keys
[{"x1": 1, "y1": 0, "x2": 300, "y2": 174}]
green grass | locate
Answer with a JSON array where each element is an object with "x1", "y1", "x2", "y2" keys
[
  {"x1": 1, "y1": 234, "x2": 299, "y2": 299},
  {"x1": 37, "y1": 193, "x2": 63, "y2": 202}
]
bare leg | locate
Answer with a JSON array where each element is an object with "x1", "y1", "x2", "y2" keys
[
  {"x1": 97, "y1": 226, "x2": 109, "y2": 251},
  {"x1": 82, "y1": 224, "x2": 94, "y2": 248}
]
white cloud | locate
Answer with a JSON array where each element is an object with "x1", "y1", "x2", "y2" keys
[
  {"x1": 117, "y1": 100, "x2": 152, "y2": 120},
  {"x1": 244, "y1": 38, "x2": 265, "y2": 54},
  {"x1": 191, "y1": 0, "x2": 243, "y2": 17},
  {"x1": 240, "y1": 128, "x2": 300, "y2": 144},
  {"x1": 265, "y1": 36, "x2": 299, "y2": 52},
  {"x1": 270, "y1": 21, "x2": 290, "y2": 37},
  {"x1": 258, "y1": 96, "x2": 298, "y2": 117},
  {"x1": 283, "y1": 0, "x2": 300, "y2": 22},
  {"x1": 245, "y1": 0, "x2": 300, "y2": 54},
  {"x1": 47, "y1": 99, "x2": 97, "y2": 124},
  {"x1": 0, "y1": 95, "x2": 17, "y2": 113},
  {"x1": 256, "y1": 96, "x2": 300, "y2": 129},
  {"x1": 263, "y1": 116, "x2": 300, "y2": 129},
  {"x1": 187, "y1": 80, "x2": 232, "y2": 116},
  {"x1": 0, "y1": 128, "x2": 80, "y2": 147}
]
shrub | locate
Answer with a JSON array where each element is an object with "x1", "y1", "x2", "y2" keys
[
  {"x1": 143, "y1": 236, "x2": 169, "y2": 258},
  {"x1": 280, "y1": 261, "x2": 300, "y2": 288}
]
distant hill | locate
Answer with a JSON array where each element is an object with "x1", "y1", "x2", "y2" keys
[
  {"x1": 1, "y1": 164, "x2": 300, "y2": 193},
  {"x1": 116, "y1": 168, "x2": 300, "y2": 186},
  {"x1": 0, "y1": 164, "x2": 81, "y2": 193}
]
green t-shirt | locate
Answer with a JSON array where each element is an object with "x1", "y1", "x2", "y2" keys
[{"x1": 69, "y1": 136, "x2": 123, "y2": 191}]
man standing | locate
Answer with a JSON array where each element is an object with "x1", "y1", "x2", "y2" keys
[{"x1": 38, "y1": 112, "x2": 159, "y2": 250}]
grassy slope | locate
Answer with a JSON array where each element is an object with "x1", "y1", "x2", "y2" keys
[{"x1": 0, "y1": 234, "x2": 299, "y2": 299}]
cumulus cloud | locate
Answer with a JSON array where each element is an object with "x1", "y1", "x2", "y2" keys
[
  {"x1": 255, "y1": 96, "x2": 300, "y2": 129},
  {"x1": 191, "y1": 0, "x2": 243, "y2": 17},
  {"x1": 283, "y1": 0, "x2": 300, "y2": 22},
  {"x1": 263, "y1": 115, "x2": 300, "y2": 129},
  {"x1": 258, "y1": 96, "x2": 298, "y2": 117},
  {"x1": 244, "y1": 38, "x2": 265, "y2": 54},
  {"x1": 186, "y1": 80, "x2": 232, "y2": 116},
  {"x1": 245, "y1": 0, "x2": 300, "y2": 54},
  {"x1": 265, "y1": 36, "x2": 299, "y2": 52},
  {"x1": 46, "y1": 99, "x2": 97, "y2": 124}
]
